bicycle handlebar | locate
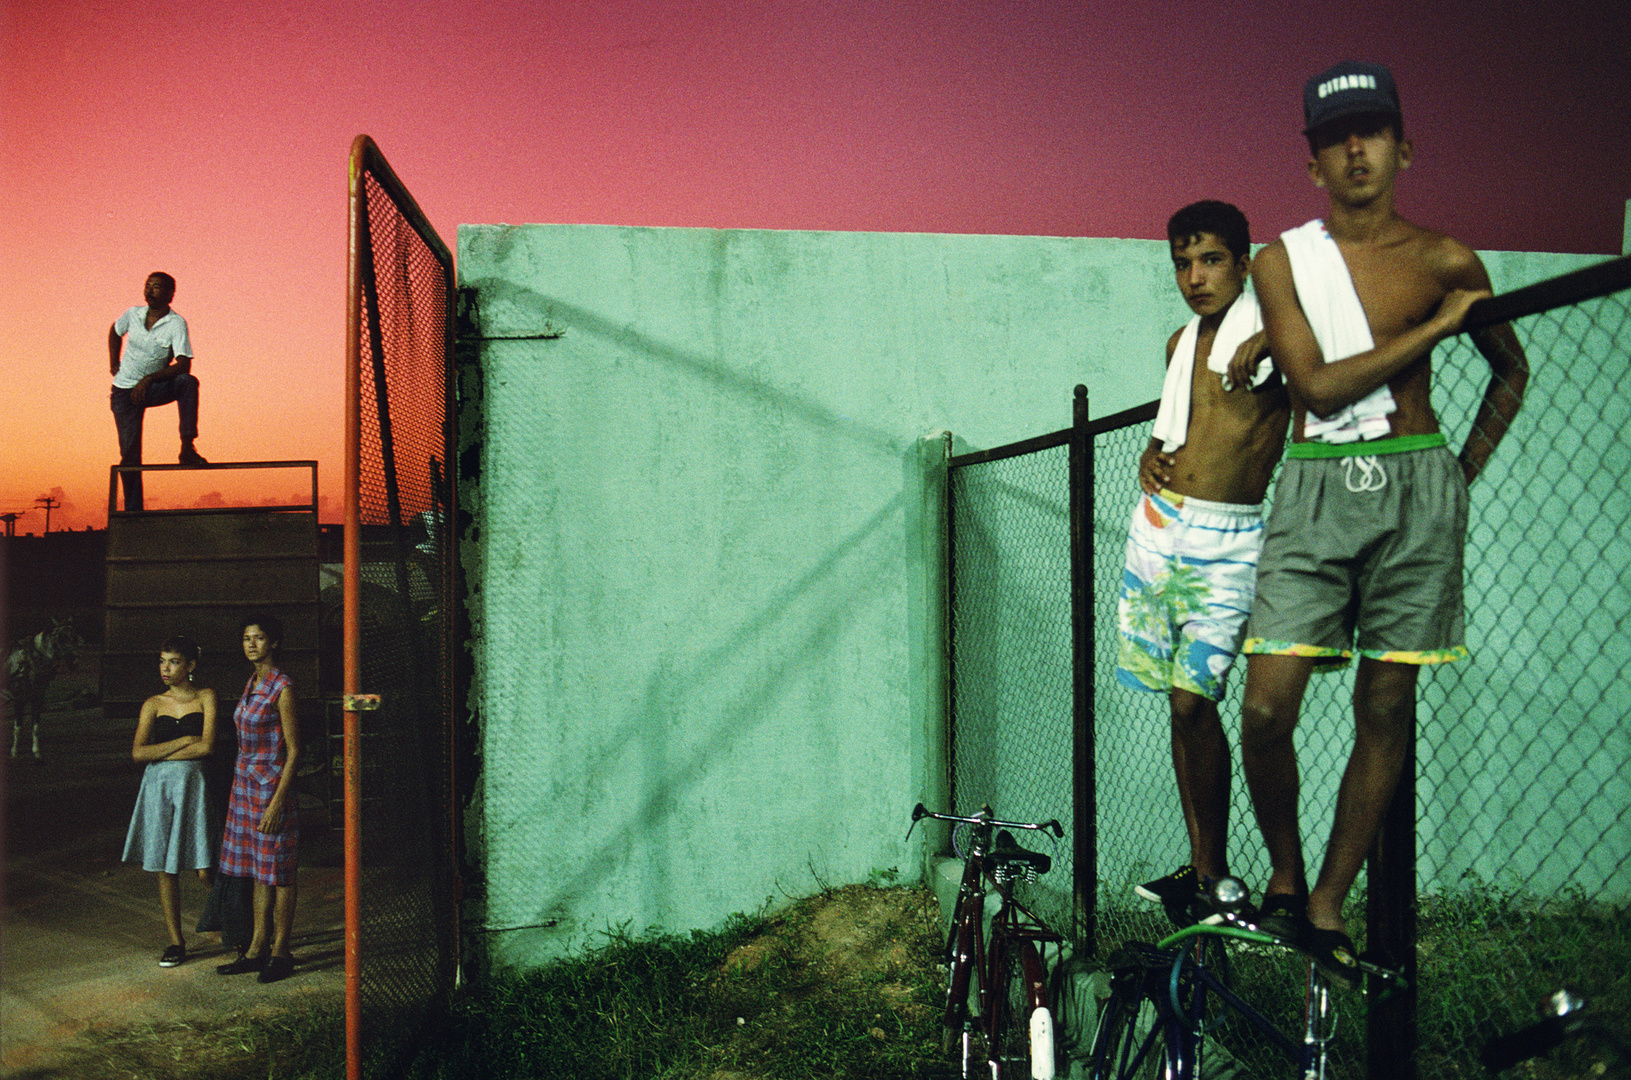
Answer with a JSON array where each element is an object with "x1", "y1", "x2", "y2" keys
[
  {"x1": 1156, "y1": 922, "x2": 1280, "y2": 951},
  {"x1": 909, "y1": 802, "x2": 1064, "y2": 839}
]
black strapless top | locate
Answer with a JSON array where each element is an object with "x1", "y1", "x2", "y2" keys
[{"x1": 150, "y1": 711, "x2": 204, "y2": 744}]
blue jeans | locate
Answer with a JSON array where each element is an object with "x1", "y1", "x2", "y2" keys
[{"x1": 110, "y1": 374, "x2": 200, "y2": 511}]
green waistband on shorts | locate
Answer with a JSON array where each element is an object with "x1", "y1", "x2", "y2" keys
[{"x1": 1287, "y1": 433, "x2": 1448, "y2": 459}]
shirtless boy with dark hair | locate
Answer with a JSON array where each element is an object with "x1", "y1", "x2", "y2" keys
[
  {"x1": 1116, "y1": 200, "x2": 1289, "y2": 922},
  {"x1": 1239, "y1": 61, "x2": 1528, "y2": 983}
]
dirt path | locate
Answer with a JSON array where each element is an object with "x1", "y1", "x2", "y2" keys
[{"x1": 2, "y1": 703, "x2": 344, "y2": 1078}]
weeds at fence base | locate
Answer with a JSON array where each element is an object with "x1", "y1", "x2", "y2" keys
[
  {"x1": 402, "y1": 882, "x2": 952, "y2": 1080},
  {"x1": 56, "y1": 879, "x2": 1623, "y2": 1078}
]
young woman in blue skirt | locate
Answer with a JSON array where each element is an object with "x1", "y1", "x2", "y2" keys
[{"x1": 122, "y1": 635, "x2": 218, "y2": 967}]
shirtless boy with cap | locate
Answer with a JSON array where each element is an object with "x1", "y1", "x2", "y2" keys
[{"x1": 1239, "y1": 61, "x2": 1528, "y2": 983}]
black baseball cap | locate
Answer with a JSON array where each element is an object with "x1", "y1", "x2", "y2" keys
[{"x1": 1303, "y1": 61, "x2": 1402, "y2": 135}]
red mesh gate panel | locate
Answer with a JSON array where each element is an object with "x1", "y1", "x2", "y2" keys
[{"x1": 344, "y1": 134, "x2": 459, "y2": 1079}]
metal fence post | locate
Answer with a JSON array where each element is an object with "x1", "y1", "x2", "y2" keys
[
  {"x1": 1368, "y1": 710, "x2": 1418, "y2": 1080},
  {"x1": 1069, "y1": 384, "x2": 1097, "y2": 952}
]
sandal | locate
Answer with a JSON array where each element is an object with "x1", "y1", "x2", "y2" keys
[
  {"x1": 1257, "y1": 892, "x2": 1309, "y2": 941},
  {"x1": 257, "y1": 955, "x2": 296, "y2": 984},
  {"x1": 1302, "y1": 926, "x2": 1362, "y2": 989},
  {"x1": 217, "y1": 951, "x2": 267, "y2": 975}
]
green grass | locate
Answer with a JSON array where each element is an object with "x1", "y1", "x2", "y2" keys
[
  {"x1": 34, "y1": 1005, "x2": 349, "y2": 1080},
  {"x1": 394, "y1": 883, "x2": 953, "y2": 1080},
  {"x1": 57, "y1": 880, "x2": 1627, "y2": 1078},
  {"x1": 1415, "y1": 879, "x2": 1631, "y2": 1080}
]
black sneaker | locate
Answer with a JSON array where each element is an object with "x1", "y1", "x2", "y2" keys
[
  {"x1": 1135, "y1": 866, "x2": 1224, "y2": 928},
  {"x1": 1134, "y1": 865, "x2": 1202, "y2": 905},
  {"x1": 258, "y1": 955, "x2": 296, "y2": 984},
  {"x1": 159, "y1": 944, "x2": 186, "y2": 967}
]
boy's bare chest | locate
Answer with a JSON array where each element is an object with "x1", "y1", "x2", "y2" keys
[
  {"x1": 1187, "y1": 356, "x2": 1280, "y2": 425},
  {"x1": 1339, "y1": 245, "x2": 1444, "y2": 344}
]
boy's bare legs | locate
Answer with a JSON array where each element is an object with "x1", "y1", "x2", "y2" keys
[
  {"x1": 1244, "y1": 654, "x2": 1419, "y2": 932},
  {"x1": 1240, "y1": 653, "x2": 1315, "y2": 902},
  {"x1": 1307, "y1": 658, "x2": 1417, "y2": 930},
  {"x1": 1169, "y1": 688, "x2": 1230, "y2": 880}
]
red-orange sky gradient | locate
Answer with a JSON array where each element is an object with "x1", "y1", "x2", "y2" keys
[{"x1": 3, "y1": 0, "x2": 1628, "y2": 533}]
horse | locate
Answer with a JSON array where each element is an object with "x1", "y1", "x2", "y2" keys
[{"x1": 4, "y1": 618, "x2": 82, "y2": 759}]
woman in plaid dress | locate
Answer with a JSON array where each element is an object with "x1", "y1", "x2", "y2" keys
[{"x1": 216, "y1": 614, "x2": 301, "y2": 983}]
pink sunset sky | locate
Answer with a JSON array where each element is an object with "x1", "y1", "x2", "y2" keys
[{"x1": 2, "y1": 0, "x2": 1627, "y2": 534}]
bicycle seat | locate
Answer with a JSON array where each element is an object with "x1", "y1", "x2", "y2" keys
[{"x1": 991, "y1": 830, "x2": 1052, "y2": 879}]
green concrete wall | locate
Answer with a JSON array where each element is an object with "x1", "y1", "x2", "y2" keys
[
  {"x1": 459, "y1": 225, "x2": 1178, "y2": 967},
  {"x1": 459, "y1": 223, "x2": 1622, "y2": 969}
]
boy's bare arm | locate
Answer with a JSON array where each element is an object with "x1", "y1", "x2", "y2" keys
[
  {"x1": 1436, "y1": 243, "x2": 1527, "y2": 482},
  {"x1": 1255, "y1": 242, "x2": 1487, "y2": 418},
  {"x1": 1460, "y1": 319, "x2": 1528, "y2": 483},
  {"x1": 1138, "y1": 328, "x2": 1186, "y2": 493}
]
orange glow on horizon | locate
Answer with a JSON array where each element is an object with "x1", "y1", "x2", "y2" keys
[{"x1": 3, "y1": 1, "x2": 1628, "y2": 537}]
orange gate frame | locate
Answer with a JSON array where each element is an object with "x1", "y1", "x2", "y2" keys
[{"x1": 344, "y1": 134, "x2": 459, "y2": 1080}]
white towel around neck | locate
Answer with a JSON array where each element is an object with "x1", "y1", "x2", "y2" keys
[
  {"x1": 1150, "y1": 291, "x2": 1270, "y2": 453},
  {"x1": 1281, "y1": 219, "x2": 1395, "y2": 443}
]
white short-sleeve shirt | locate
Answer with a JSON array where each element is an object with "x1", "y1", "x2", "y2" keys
[{"x1": 112, "y1": 306, "x2": 193, "y2": 389}]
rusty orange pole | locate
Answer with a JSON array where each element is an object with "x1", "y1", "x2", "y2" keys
[{"x1": 342, "y1": 135, "x2": 369, "y2": 1080}]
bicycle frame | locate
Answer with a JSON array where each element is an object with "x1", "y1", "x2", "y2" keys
[
  {"x1": 918, "y1": 804, "x2": 1064, "y2": 1080},
  {"x1": 1089, "y1": 923, "x2": 1336, "y2": 1080}
]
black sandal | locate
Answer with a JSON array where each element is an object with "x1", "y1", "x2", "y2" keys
[
  {"x1": 257, "y1": 955, "x2": 295, "y2": 984},
  {"x1": 217, "y1": 951, "x2": 267, "y2": 975},
  {"x1": 1302, "y1": 926, "x2": 1362, "y2": 989},
  {"x1": 1257, "y1": 892, "x2": 1309, "y2": 941}
]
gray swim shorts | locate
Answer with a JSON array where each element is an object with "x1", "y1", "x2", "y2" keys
[{"x1": 1243, "y1": 435, "x2": 1469, "y2": 667}]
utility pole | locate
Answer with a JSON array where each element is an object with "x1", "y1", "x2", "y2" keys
[{"x1": 35, "y1": 495, "x2": 61, "y2": 535}]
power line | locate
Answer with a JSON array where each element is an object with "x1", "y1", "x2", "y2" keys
[{"x1": 34, "y1": 495, "x2": 60, "y2": 535}]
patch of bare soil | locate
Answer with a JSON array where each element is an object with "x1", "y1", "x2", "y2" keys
[{"x1": 698, "y1": 882, "x2": 949, "y2": 1080}]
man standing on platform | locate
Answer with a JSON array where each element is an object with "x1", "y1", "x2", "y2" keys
[{"x1": 109, "y1": 272, "x2": 207, "y2": 511}]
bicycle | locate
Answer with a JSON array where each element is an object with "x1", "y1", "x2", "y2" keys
[
  {"x1": 910, "y1": 802, "x2": 1067, "y2": 1079},
  {"x1": 1482, "y1": 989, "x2": 1630, "y2": 1078},
  {"x1": 1085, "y1": 877, "x2": 1407, "y2": 1080}
]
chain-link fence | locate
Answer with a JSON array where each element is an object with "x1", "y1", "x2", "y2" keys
[
  {"x1": 345, "y1": 135, "x2": 461, "y2": 1078},
  {"x1": 948, "y1": 432, "x2": 1077, "y2": 939},
  {"x1": 947, "y1": 255, "x2": 1631, "y2": 1079}
]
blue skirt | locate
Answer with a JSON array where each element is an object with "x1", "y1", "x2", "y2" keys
[{"x1": 122, "y1": 759, "x2": 212, "y2": 874}]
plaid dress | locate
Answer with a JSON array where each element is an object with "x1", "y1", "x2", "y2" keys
[{"x1": 219, "y1": 668, "x2": 299, "y2": 885}]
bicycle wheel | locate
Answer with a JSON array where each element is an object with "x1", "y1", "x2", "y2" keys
[
  {"x1": 991, "y1": 939, "x2": 1055, "y2": 1079},
  {"x1": 1086, "y1": 968, "x2": 1174, "y2": 1080}
]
